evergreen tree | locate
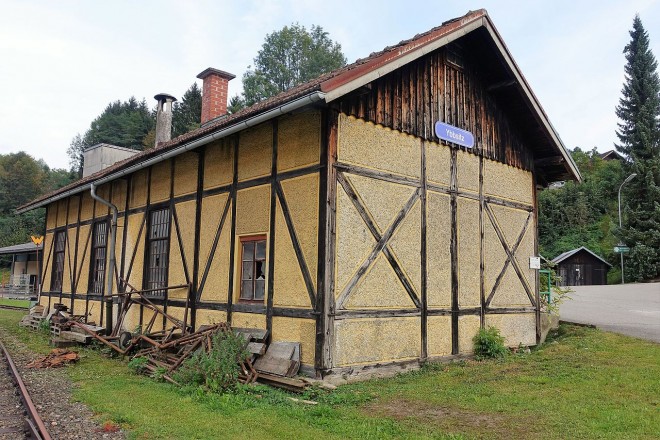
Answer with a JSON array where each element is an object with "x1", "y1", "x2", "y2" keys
[
  {"x1": 172, "y1": 83, "x2": 202, "y2": 137},
  {"x1": 241, "y1": 24, "x2": 346, "y2": 106},
  {"x1": 615, "y1": 15, "x2": 660, "y2": 281}
]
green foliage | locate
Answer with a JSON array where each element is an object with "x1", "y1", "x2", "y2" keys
[
  {"x1": 615, "y1": 15, "x2": 660, "y2": 281},
  {"x1": 127, "y1": 356, "x2": 148, "y2": 373},
  {"x1": 472, "y1": 326, "x2": 508, "y2": 360},
  {"x1": 172, "y1": 83, "x2": 202, "y2": 137},
  {"x1": 38, "y1": 317, "x2": 51, "y2": 335},
  {"x1": 539, "y1": 267, "x2": 572, "y2": 314},
  {"x1": 238, "y1": 23, "x2": 346, "y2": 107},
  {"x1": 173, "y1": 330, "x2": 249, "y2": 393}
]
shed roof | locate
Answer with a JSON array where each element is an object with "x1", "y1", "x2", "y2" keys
[
  {"x1": 0, "y1": 242, "x2": 43, "y2": 255},
  {"x1": 551, "y1": 247, "x2": 612, "y2": 267},
  {"x1": 17, "y1": 9, "x2": 579, "y2": 214}
]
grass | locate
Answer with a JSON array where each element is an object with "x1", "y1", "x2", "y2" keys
[
  {"x1": 0, "y1": 308, "x2": 658, "y2": 440},
  {"x1": 0, "y1": 298, "x2": 31, "y2": 308}
]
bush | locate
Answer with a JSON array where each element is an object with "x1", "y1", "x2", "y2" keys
[
  {"x1": 173, "y1": 330, "x2": 249, "y2": 393},
  {"x1": 473, "y1": 326, "x2": 508, "y2": 360}
]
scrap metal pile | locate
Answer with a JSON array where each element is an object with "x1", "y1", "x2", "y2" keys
[{"x1": 21, "y1": 288, "x2": 308, "y2": 391}]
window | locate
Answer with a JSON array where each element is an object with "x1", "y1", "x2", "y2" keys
[
  {"x1": 239, "y1": 236, "x2": 267, "y2": 301},
  {"x1": 50, "y1": 230, "x2": 66, "y2": 292},
  {"x1": 145, "y1": 207, "x2": 170, "y2": 297},
  {"x1": 89, "y1": 221, "x2": 108, "y2": 294}
]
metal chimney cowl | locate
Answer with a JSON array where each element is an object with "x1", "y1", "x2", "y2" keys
[{"x1": 154, "y1": 93, "x2": 177, "y2": 147}]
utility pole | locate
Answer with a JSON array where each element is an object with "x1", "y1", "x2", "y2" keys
[{"x1": 617, "y1": 173, "x2": 637, "y2": 284}]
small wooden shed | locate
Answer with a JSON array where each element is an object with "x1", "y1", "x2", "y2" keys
[{"x1": 552, "y1": 247, "x2": 611, "y2": 286}]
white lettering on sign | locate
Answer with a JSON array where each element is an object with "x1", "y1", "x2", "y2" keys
[{"x1": 445, "y1": 129, "x2": 465, "y2": 142}]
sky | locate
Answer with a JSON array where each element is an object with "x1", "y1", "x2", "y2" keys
[{"x1": 1, "y1": 0, "x2": 659, "y2": 170}]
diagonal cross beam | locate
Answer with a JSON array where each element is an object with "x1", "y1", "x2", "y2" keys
[
  {"x1": 484, "y1": 203, "x2": 536, "y2": 308},
  {"x1": 335, "y1": 174, "x2": 421, "y2": 310},
  {"x1": 197, "y1": 195, "x2": 232, "y2": 300}
]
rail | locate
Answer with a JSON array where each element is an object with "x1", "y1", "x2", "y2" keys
[{"x1": 0, "y1": 340, "x2": 52, "y2": 440}]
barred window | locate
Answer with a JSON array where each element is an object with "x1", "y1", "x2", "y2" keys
[
  {"x1": 89, "y1": 221, "x2": 108, "y2": 294},
  {"x1": 239, "y1": 235, "x2": 267, "y2": 301},
  {"x1": 50, "y1": 230, "x2": 66, "y2": 292},
  {"x1": 145, "y1": 208, "x2": 170, "y2": 297}
]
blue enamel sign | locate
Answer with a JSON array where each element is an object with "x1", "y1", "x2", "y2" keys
[{"x1": 434, "y1": 122, "x2": 474, "y2": 148}]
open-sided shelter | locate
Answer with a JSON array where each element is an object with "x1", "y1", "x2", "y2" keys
[{"x1": 17, "y1": 10, "x2": 579, "y2": 378}]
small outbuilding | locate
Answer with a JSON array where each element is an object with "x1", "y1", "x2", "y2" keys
[
  {"x1": 0, "y1": 242, "x2": 43, "y2": 296},
  {"x1": 552, "y1": 247, "x2": 611, "y2": 286}
]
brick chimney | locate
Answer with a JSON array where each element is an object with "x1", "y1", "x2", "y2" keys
[
  {"x1": 154, "y1": 93, "x2": 177, "y2": 146},
  {"x1": 197, "y1": 68, "x2": 236, "y2": 125}
]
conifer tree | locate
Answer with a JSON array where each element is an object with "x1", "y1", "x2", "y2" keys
[{"x1": 615, "y1": 15, "x2": 660, "y2": 281}]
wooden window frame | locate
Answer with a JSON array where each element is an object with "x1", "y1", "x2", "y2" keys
[
  {"x1": 50, "y1": 229, "x2": 66, "y2": 293},
  {"x1": 88, "y1": 220, "x2": 109, "y2": 294},
  {"x1": 144, "y1": 206, "x2": 171, "y2": 298},
  {"x1": 238, "y1": 234, "x2": 267, "y2": 303}
]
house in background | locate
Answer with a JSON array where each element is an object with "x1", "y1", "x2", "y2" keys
[
  {"x1": 0, "y1": 242, "x2": 42, "y2": 296},
  {"x1": 599, "y1": 150, "x2": 623, "y2": 161},
  {"x1": 552, "y1": 247, "x2": 611, "y2": 286},
  {"x1": 17, "y1": 9, "x2": 579, "y2": 379}
]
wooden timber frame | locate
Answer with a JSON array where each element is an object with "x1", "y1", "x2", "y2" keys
[{"x1": 37, "y1": 36, "x2": 549, "y2": 376}]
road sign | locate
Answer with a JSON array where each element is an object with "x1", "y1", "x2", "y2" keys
[
  {"x1": 614, "y1": 246, "x2": 630, "y2": 254},
  {"x1": 30, "y1": 235, "x2": 43, "y2": 246},
  {"x1": 434, "y1": 121, "x2": 474, "y2": 148}
]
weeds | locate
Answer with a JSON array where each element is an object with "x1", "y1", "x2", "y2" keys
[{"x1": 473, "y1": 326, "x2": 508, "y2": 360}]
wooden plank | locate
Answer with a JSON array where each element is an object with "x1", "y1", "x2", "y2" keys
[
  {"x1": 267, "y1": 121, "x2": 277, "y2": 333},
  {"x1": 232, "y1": 327, "x2": 269, "y2": 343},
  {"x1": 227, "y1": 136, "x2": 239, "y2": 324},
  {"x1": 246, "y1": 342, "x2": 266, "y2": 356},
  {"x1": 254, "y1": 356, "x2": 293, "y2": 377},
  {"x1": 315, "y1": 107, "x2": 330, "y2": 373}
]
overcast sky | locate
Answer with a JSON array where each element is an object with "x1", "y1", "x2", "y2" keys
[{"x1": 1, "y1": 0, "x2": 659, "y2": 169}]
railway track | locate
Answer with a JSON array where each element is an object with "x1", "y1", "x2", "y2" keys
[{"x1": 0, "y1": 340, "x2": 51, "y2": 440}]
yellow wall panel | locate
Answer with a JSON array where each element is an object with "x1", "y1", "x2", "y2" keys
[
  {"x1": 348, "y1": 174, "x2": 416, "y2": 233},
  {"x1": 42, "y1": 232, "x2": 54, "y2": 292},
  {"x1": 271, "y1": 317, "x2": 316, "y2": 365},
  {"x1": 231, "y1": 312, "x2": 266, "y2": 330},
  {"x1": 337, "y1": 114, "x2": 420, "y2": 179},
  {"x1": 345, "y1": 253, "x2": 415, "y2": 309},
  {"x1": 458, "y1": 315, "x2": 481, "y2": 353},
  {"x1": 46, "y1": 204, "x2": 57, "y2": 230},
  {"x1": 389, "y1": 200, "x2": 422, "y2": 295},
  {"x1": 80, "y1": 192, "x2": 94, "y2": 221},
  {"x1": 56, "y1": 199, "x2": 68, "y2": 226},
  {"x1": 334, "y1": 317, "x2": 420, "y2": 366},
  {"x1": 427, "y1": 315, "x2": 452, "y2": 357},
  {"x1": 130, "y1": 169, "x2": 149, "y2": 208},
  {"x1": 86, "y1": 300, "x2": 102, "y2": 326},
  {"x1": 111, "y1": 180, "x2": 128, "y2": 212},
  {"x1": 76, "y1": 224, "x2": 92, "y2": 293},
  {"x1": 280, "y1": 174, "x2": 319, "y2": 286},
  {"x1": 195, "y1": 309, "x2": 228, "y2": 327},
  {"x1": 93, "y1": 184, "x2": 110, "y2": 218},
  {"x1": 236, "y1": 185, "x2": 270, "y2": 236},
  {"x1": 150, "y1": 160, "x2": 171, "y2": 203},
  {"x1": 483, "y1": 159, "x2": 533, "y2": 204},
  {"x1": 273, "y1": 199, "x2": 313, "y2": 308},
  {"x1": 427, "y1": 191, "x2": 451, "y2": 307},
  {"x1": 485, "y1": 313, "x2": 536, "y2": 347},
  {"x1": 174, "y1": 152, "x2": 198, "y2": 196},
  {"x1": 200, "y1": 219, "x2": 231, "y2": 303},
  {"x1": 238, "y1": 123, "x2": 271, "y2": 182},
  {"x1": 204, "y1": 139, "x2": 234, "y2": 189},
  {"x1": 200, "y1": 193, "x2": 230, "y2": 272},
  {"x1": 124, "y1": 213, "x2": 145, "y2": 290},
  {"x1": 61, "y1": 228, "x2": 75, "y2": 293},
  {"x1": 67, "y1": 196, "x2": 80, "y2": 225},
  {"x1": 426, "y1": 141, "x2": 451, "y2": 186},
  {"x1": 278, "y1": 112, "x2": 320, "y2": 172},
  {"x1": 456, "y1": 150, "x2": 479, "y2": 193},
  {"x1": 335, "y1": 187, "x2": 376, "y2": 297},
  {"x1": 457, "y1": 198, "x2": 481, "y2": 307}
]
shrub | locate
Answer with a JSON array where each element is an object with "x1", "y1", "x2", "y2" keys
[
  {"x1": 173, "y1": 330, "x2": 249, "y2": 393},
  {"x1": 473, "y1": 326, "x2": 507, "y2": 360},
  {"x1": 127, "y1": 356, "x2": 148, "y2": 373}
]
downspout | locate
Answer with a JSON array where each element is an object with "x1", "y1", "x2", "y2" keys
[{"x1": 90, "y1": 183, "x2": 117, "y2": 335}]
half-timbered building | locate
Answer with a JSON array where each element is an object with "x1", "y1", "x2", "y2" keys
[{"x1": 18, "y1": 10, "x2": 580, "y2": 378}]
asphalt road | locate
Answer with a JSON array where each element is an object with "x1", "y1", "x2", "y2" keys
[{"x1": 559, "y1": 282, "x2": 660, "y2": 343}]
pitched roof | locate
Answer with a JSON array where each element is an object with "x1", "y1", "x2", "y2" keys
[
  {"x1": 17, "y1": 9, "x2": 579, "y2": 213},
  {"x1": 599, "y1": 150, "x2": 623, "y2": 161},
  {"x1": 551, "y1": 246, "x2": 612, "y2": 267},
  {"x1": 0, "y1": 242, "x2": 43, "y2": 255}
]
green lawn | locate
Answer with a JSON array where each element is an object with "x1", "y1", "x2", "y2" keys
[
  {"x1": 0, "y1": 298, "x2": 31, "y2": 308},
  {"x1": 0, "y1": 309, "x2": 658, "y2": 440}
]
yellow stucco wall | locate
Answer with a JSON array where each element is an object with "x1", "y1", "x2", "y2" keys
[
  {"x1": 338, "y1": 114, "x2": 420, "y2": 178},
  {"x1": 150, "y1": 160, "x2": 171, "y2": 203},
  {"x1": 76, "y1": 224, "x2": 91, "y2": 293},
  {"x1": 485, "y1": 313, "x2": 536, "y2": 346},
  {"x1": 129, "y1": 169, "x2": 149, "y2": 208},
  {"x1": 238, "y1": 124, "x2": 272, "y2": 182},
  {"x1": 167, "y1": 201, "x2": 197, "y2": 294},
  {"x1": 427, "y1": 315, "x2": 452, "y2": 357},
  {"x1": 46, "y1": 204, "x2": 57, "y2": 230},
  {"x1": 456, "y1": 149, "x2": 480, "y2": 194},
  {"x1": 195, "y1": 309, "x2": 228, "y2": 327},
  {"x1": 80, "y1": 192, "x2": 94, "y2": 221},
  {"x1": 204, "y1": 139, "x2": 233, "y2": 190},
  {"x1": 67, "y1": 196, "x2": 80, "y2": 224},
  {"x1": 56, "y1": 199, "x2": 68, "y2": 227},
  {"x1": 458, "y1": 315, "x2": 481, "y2": 353},
  {"x1": 42, "y1": 232, "x2": 54, "y2": 292},
  {"x1": 174, "y1": 152, "x2": 198, "y2": 197},
  {"x1": 231, "y1": 312, "x2": 266, "y2": 330},
  {"x1": 199, "y1": 193, "x2": 231, "y2": 303},
  {"x1": 483, "y1": 159, "x2": 533, "y2": 205},
  {"x1": 334, "y1": 317, "x2": 421, "y2": 366},
  {"x1": 111, "y1": 180, "x2": 128, "y2": 212},
  {"x1": 123, "y1": 212, "x2": 145, "y2": 290},
  {"x1": 426, "y1": 141, "x2": 451, "y2": 186},
  {"x1": 426, "y1": 191, "x2": 451, "y2": 307},
  {"x1": 236, "y1": 185, "x2": 270, "y2": 236},
  {"x1": 278, "y1": 112, "x2": 320, "y2": 172},
  {"x1": 271, "y1": 317, "x2": 315, "y2": 365},
  {"x1": 457, "y1": 198, "x2": 480, "y2": 307},
  {"x1": 93, "y1": 184, "x2": 110, "y2": 218}
]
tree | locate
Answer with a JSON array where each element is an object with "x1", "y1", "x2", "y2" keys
[
  {"x1": 615, "y1": 15, "x2": 660, "y2": 281},
  {"x1": 67, "y1": 97, "x2": 156, "y2": 174},
  {"x1": 239, "y1": 24, "x2": 346, "y2": 107},
  {"x1": 172, "y1": 83, "x2": 203, "y2": 137}
]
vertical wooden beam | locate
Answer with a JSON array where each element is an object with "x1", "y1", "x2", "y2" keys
[
  {"x1": 315, "y1": 109, "x2": 328, "y2": 372},
  {"x1": 420, "y1": 139, "x2": 428, "y2": 360},
  {"x1": 266, "y1": 120, "x2": 278, "y2": 333},
  {"x1": 164, "y1": 159, "x2": 175, "y2": 328},
  {"x1": 190, "y1": 147, "x2": 205, "y2": 330},
  {"x1": 119, "y1": 177, "x2": 131, "y2": 296},
  {"x1": 139, "y1": 167, "x2": 152, "y2": 329},
  {"x1": 479, "y1": 155, "x2": 485, "y2": 328},
  {"x1": 71, "y1": 193, "x2": 82, "y2": 314},
  {"x1": 62, "y1": 197, "x2": 70, "y2": 305},
  {"x1": 450, "y1": 147, "x2": 459, "y2": 355},
  {"x1": 227, "y1": 137, "x2": 239, "y2": 324},
  {"x1": 533, "y1": 174, "x2": 541, "y2": 344}
]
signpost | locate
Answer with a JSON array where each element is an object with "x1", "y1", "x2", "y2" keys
[
  {"x1": 613, "y1": 245, "x2": 630, "y2": 254},
  {"x1": 31, "y1": 235, "x2": 43, "y2": 297},
  {"x1": 434, "y1": 121, "x2": 474, "y2": 149}
]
